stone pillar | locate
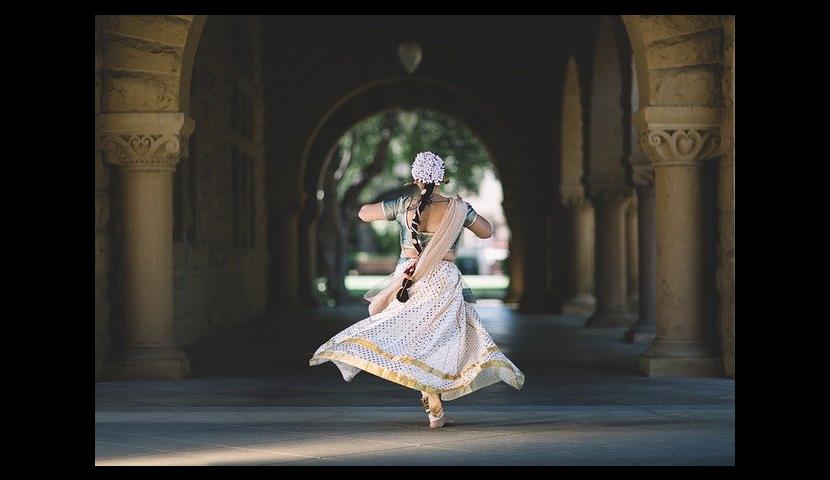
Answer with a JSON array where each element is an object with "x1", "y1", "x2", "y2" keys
[
  {"x1": 719, "y1": 15, "x2": 735, "y2": 379},
  {"x1": 100, "y1": 113, "x2": 194, "y2": 380},
  {"x1": 503, "y1": 196, "x2": 524, "y2": 304},
  {"x1": 625, "y1": 195, "x2": 639, "y2": 311},
  {"x1": 586, "y1": 179, "x2": 634, "y2": 327},
  {"x1": 297, "y1": 197, "x2": 323, "y2": 307},
  {"x1": 625, "y1": 165, "x2": 657, "y2": 343},
  {"x1": 561, "y1": 192, "x2": 595, "y2": 314},
  {"x1": 635, "y1": 107, "x2": 724, "y2": 377}
]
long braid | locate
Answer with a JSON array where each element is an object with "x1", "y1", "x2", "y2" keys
[
  {"x1": 396, "y1": 182, "x2": 436, "y2": 302},
  {"x1": 409, "y1": 183, "x2": 435, "y2": 254}
]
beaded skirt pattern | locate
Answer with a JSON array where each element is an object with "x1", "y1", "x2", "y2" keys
[{"x1": 310, "y1": 257, "x2": 525, "y2": 401}]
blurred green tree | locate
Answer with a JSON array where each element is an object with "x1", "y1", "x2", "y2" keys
[{"x1": 317, "y1": 109, "x2": 493, "y2": 303}]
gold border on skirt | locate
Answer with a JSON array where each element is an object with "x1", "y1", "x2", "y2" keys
[
  {"x1": 334, "y1": 337, "x2": 502, "y2": 381},
  {"x1": 311, "y1": 349, "x2": 525, "y2": 397}
]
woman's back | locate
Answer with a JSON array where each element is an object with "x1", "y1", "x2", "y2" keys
[
  {"x1": 382, "y1": 188, "x2": 479, "y2": 254},
  {"x1": 404, "y1": 197, "x2": 451, "y2": 233}
]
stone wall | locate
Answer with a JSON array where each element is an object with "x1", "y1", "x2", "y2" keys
[
  {"x1": 630, "y1": 15, "x2": 730, "y2": 107},
  {"x1": 718, "y1": 16, "x2": 735, "y2": 378},
  {"x1": 95, "y1": 17, "x2": 111, "y2": 380},
  {"x1": 99, "y1": 15, "x2": 195, "y2": 113},
  {"x1": 172, "y1": 15, "x2": 269, "y2": 347}
]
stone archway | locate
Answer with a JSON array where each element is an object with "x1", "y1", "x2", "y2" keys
[
  {"x1": 96, "y1": 14, "x2": 734, "y2": 380},
  {"x1": 624, "y1": 54, "x2": 658, "y2": 344},
  {"x1": 559, "y1": 57, "x2": 596, "y2": 314},
  {"x1": 584, "y1": 16, "x2": 635, "y2": 328},
  {"x1": 99, "y1": 15, "x2": 206, "y2": 114},
  {"x1": 296, "y1": 77, "x2": 519, "y2": 307},
  {"x1": 622, "y1": 15, "x2": 728, "y2": 110}
]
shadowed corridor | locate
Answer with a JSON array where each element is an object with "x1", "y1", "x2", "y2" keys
[{"x1": 95, "y1": 304, "x2": 734, "y2": 465}]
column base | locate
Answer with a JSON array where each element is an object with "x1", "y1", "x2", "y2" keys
[
  {"x1": 103, "y1": 345, "x2": 191, "y2": 380},
  {"x1": 563, "y1": 293, "x2": 596, "y2": 315},
  {"x1": 639, "y1": 340, "x2": 725, "y2": 377},
  {"x1": 586, "y1": 310, "x2": 635, "y2": 328},
  {"x1": 624, "y1": 322, "x2": 656, "y2": 343}
]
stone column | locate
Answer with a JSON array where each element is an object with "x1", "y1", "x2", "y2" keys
[
  {"x1": 625, "y1": 195, "x2": 639, "y2": 311},
  {"x1": 100, "y1": 113, "x2": 194, "y2": 380},
  {"x1": 586, "y1": 179, "x2": 634, "y2": 327},
  {"x1": 561, "y1": 190, "x2": 595, "y2": 314},
  {"x1": 503, "y1": 196, "x2": 524, "y2": 304},
  {"x1": 625, "y1": 165, "x2": 656, "y2": 343},
  {"x1": 719, "y1": 15, "x2": 735, "y2": 378},
  {"x1": 635, "y1": 106, "x2": 724, "y2": 376},
  {"x1": 297, "y1": 195, "x2": 323, "y2": 307}
]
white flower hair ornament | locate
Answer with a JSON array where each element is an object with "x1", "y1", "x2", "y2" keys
[{"x1": 410, "y1": 151, "x2": 445, "y2": 187}]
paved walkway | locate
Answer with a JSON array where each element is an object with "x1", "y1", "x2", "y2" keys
[{"x1": 95, "y1": 302, "x2": 735, "y2": 465}]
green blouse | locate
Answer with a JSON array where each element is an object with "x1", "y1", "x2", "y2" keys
[{"x1": 381, "y1": 188, "x2": 479, "y2": 254}]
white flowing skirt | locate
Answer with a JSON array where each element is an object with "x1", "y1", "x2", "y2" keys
[{"x1": 309, "y1": 258, "x2": 525, "y2": 401}]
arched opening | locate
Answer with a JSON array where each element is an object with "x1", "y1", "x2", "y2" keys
[
  {"x1": 308, "y1": 109, "x2": 509, "y2": 307},
  {"x1": 295, "y1": 78, "x2": 521, "y2": 311},
  {"x1": 559, "y1": 57, "x2": 596, "y2": 315},
  {"x1": 584, "y1": 16, "x2": 635, "y2": 328},
  {"x1": 623, "y1": 51, "x2": 657, "y2": 344}
]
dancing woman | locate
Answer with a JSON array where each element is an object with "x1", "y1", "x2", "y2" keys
[{"x1": 309, "y1": 151, "x2": 524, "y2": 428}]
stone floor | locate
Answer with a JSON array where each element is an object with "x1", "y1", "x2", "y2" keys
[{"x1": 95, "y1": 301, "x2": 735, "y2": 466}]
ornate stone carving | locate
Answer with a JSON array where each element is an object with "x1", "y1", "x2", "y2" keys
[
  {"x1": 562, "y1": 195, "x2": 588, "y2": 208},
  {"x1": 634, "y1": 106, "x2": 722, "y2": 167},
  {"x1": 587, "y1": 172, "x2": 632, "y2": 204},
  {"x1": 631, "y1": 164, "x2": 655, "y2": 188},
  {"x1": 590, "y1": 185, "x2": 633, "y2": 204},
  {"x1": 624, "y1": 149, "x2": 654, "y2": 188},
  {"x1": 640, "y1": 128, "x2": 720, "y2": 166},
  {"x1": 102, "y1": 134, "x2": 184, "y2": 171},
  {"x1": 560, "y1": 183, "x2": 587, "y2": 208},
  {"x1": 99, "y1": 113, "x2": 195, "y2": 172}
]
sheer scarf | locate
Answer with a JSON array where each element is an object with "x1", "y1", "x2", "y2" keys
[{"x1": 364, "y1": 194, "x2": 469, "y2": 316}]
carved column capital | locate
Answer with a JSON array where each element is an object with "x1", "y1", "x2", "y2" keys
[
  {"x1": 100, "y1": 113, "x2": 195, "y2": 172},
  {"x1": 560, "y1": 183, "x2": 588, "y2": 208},
  {"x1": 631, "y1": 163, "x2": 655, "y2": 188},
  {"x1": 635, "y1": 107, "x2": 722, "y2": 167},
  {"x1": 587, "y1": 172, "x2": 633, "y2": 205},
  {"x1": 591, "y1": 185, "x2": 633, "y2": 205}
]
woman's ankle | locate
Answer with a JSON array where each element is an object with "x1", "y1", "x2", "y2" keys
[{"x1": 427, "y1": 393, "x2": 443, "y2": 417}]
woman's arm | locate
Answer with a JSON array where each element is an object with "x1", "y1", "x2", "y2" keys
[
  {"x1": 357, "y1": 202, "x2": 388, "y2": 222},
  {"x1": 467, "y1": 214, "x2": 493, "y2": 239}
]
